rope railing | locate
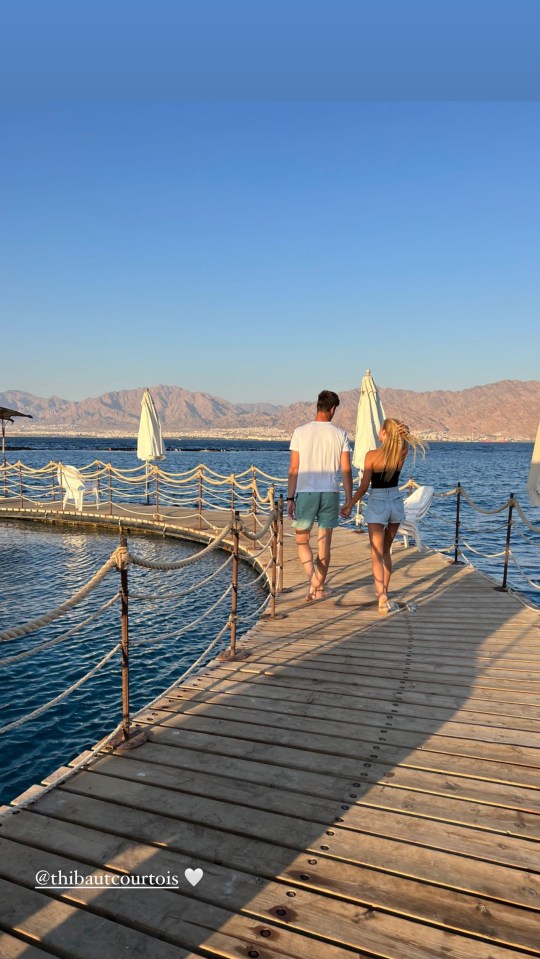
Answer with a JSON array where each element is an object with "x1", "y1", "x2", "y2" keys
[
  {"x1": 1, "y1": 458, "x2": 285, "y2": 522},
  {"x1": 0, "y1": 495, "x2": 282, "y2": 801}
]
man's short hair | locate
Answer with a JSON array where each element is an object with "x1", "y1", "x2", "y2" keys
[{"x1": 317, "y1": 390, "x2": 340, "y2": 413}]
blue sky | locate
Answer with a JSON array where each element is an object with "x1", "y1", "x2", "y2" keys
[{"x1": 1, "y1": 98, "x2": 539, "y2": 402}]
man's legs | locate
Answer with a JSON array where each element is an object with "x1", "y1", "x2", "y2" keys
[
  {"x1": 295, "y1": 528, "x2": 319, "y2": 599},
  {"x1": 313, "y1": 528, "x2": 333, "y2": 597}
]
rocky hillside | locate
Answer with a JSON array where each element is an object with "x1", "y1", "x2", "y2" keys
[{"x1": 1, "y1": 380, "x2": 538, "y2": 440}]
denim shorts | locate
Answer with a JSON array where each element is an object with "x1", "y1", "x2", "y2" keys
[
  {"x1": 364, "y1": 488, "x2": 405, "y2": 526},
  {"x1": 292, "y1": 491, "x2": 340, "y2": 530}
]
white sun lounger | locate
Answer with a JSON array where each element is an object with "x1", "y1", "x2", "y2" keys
[{"x1": 398, "y1": 484, "x2": 434, "y2": 548}]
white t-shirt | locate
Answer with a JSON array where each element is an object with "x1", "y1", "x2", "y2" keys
[{"x1": 289, "y1": 421, "x2": 351, "y2": 493}]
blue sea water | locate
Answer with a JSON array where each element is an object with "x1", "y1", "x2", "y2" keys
[{"x1": 0, "y1": 437, "x2": 539, "y2": 805}]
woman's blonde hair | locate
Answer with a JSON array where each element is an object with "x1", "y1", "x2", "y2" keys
[{"x1": 374, "y1": 417, "x2": 426, "y2": 481}]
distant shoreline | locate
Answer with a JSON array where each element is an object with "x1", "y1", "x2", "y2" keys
[{"x1": 5, "y1": 429, "x2": 534, "y2": 444}]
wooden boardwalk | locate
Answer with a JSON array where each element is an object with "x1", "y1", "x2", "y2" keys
[{"x1": 1, "y1": 503, "x2": 540, "y2": 958}]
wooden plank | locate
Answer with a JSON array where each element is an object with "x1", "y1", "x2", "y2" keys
[
  {"x1": 137, "y1": 712, "x2": 540, "y2": 797},
  {"x1": 176, "y1": 672, "x2": 540, "y2": 723},
  {"x1": 57, "y1": 771, "x2": 540, "y2": 911},
  {"x1": 212, "y1": 660, "x2": 540, "y2": 706},
  {"x1": 0, "y1": 933, "x2": 56, "y2": 959},
  {"x1": 0, "y1": 878, "x2": 199, "y2": 959},
  {"x1": 164, "y1": 677, "x2": 540, "y2": 732},
  {"x1": 2, "y1": 806, "x2": 537, "y2": 957},
  {"x1": 142, "y1": 695, "x2": 540, "y2": 757},
  {"x1": 87, "y1": 738, "x2": 540, "y2": 840},
  {"x1": 140, "y1": 723, "x2": 540, "y2": 798},
  {"x1": 83, "y1": 752, "x2": 540, "y2": 872},
  {"x1": 0, "y1": 837, "x2": 363, "y2": 959}
]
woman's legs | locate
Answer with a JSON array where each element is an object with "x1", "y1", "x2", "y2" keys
[
  {"x1": 368, "y1": 524, "x2": 387, "y2": 606},
  {"x1": 382, "y1": 522, "x2": 400, "y2": 595}
]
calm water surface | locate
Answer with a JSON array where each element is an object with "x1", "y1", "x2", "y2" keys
[{"x1": 1, "y1": 437, "x2": 538, "y2": 804}]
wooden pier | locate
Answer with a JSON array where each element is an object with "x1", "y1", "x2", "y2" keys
[{"x1": 1, "y1": 503, "x2": 540, "y2": 958}]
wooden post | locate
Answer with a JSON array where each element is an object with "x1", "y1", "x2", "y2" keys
[
  {"x1": 108, "y1": 464, "x2": 113, "y2": 516},
  {"x1": 18, "y1": 462, "x2": 23, "y2": 502},
  {"x1": 498, "y1": 494, "x2": 514, "y2": 591},
  {"x1": 155, "y1": 467, "x2": 159, "y2": 516},
  {"x1": 59, "y1": 464, "x2": 64, "y2": 512},
  {"x1": 452, "y1": 483, "x2": 462, "y2": 564},
  {"x1": 231, "y1": 474, "x2": 235, "y2": 511},
  {"x1": 51, "y1": 464, "x2": 56, "y2": 503},
  {"x1": 229, "y1": 510, "x2": 240, "y2": 657},
  {"x1": 277, "y1": 493, "x2": 284, "y2": 592}
]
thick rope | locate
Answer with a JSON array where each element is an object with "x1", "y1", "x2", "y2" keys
[
  {"x1": 131, "y1": 584, "x2": 232, "y2": 645},
  {"x1": 129, "y1": 555, "x2": 233, "y2": 602},
  {"x1": 135, "y1": 619, "x2": 232, "y2": 706},
  {"x1": 512, "y1": 498, "x2": 540, "y2": 534},
  {"x1": 127, "y1": 521, "x2": 232, "y2": 570},
  {"x1": 0, "y1": 553, "x2": 119, "y2": 644},
  {"x1": 459, "y1": 488, "x2": 512, "y2": 515},
  {"x1": 238, "y1": 593, "x2": 271, "y2": 622},
  {"x1": 0, "y1": 593, "x2": 121, "y2": 666},
  {"x1": 460, "y1": 540, "x2": 507, "y2": 559},
  {"x1": 509, "y1": 552, "x2": 540, "y2": 590},
  {"x1": 0, "y1": 643, "x2": 121, "y2": 735},
  {"x1": 239, "y1": 510, "x2": 276, "y2": 541}
]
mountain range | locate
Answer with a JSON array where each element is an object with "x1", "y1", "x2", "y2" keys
[{"x1": 1, "y1": 380, "x2": 539, "y2": 441}]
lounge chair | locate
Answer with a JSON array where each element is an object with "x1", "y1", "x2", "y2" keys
[
  {"x1": 57, "y1": 465, "x2": 99, "y2": 512},
  {"x1": 398, "y1": 484, "x2": 434, "y2": 549}
]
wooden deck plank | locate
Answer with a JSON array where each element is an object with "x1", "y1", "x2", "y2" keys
[
  {"x1": 70, "y1": 738, "x2": 540, "y2": 840},
  {"x1": 2, "y1": 806, "x2": 538, "y2": 957},
  {"x1": 0, "y1": 877, "x2": 201, "y2": 959},
  {"x1": 72, "y1": 753, "x2": 540, "y2": 873},
  {"x1": 135, "y1": 714, "x2": 540, "y2": 797},
  {"x1": 138, "y1": 695, "x2": 540, "y2": 756},
  {"x1": 163, "y1": 679, "x2": 540, "y2": 733},
  {"x1": 55, "y1": 770, "x2": 540, "y2": 914}
]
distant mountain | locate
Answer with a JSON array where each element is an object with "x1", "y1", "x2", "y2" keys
[
  {"x1": 277, "y1": 380, "x2": 540, "y2": 441},
  {"x1": 1, "y1": 380, "x2": 538, "y2": 440}
]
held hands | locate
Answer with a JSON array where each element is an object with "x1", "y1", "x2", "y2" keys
[{"x1": 340, "y1": 499, "x2": 354, "y2": 519}]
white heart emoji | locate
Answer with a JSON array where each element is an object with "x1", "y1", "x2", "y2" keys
[{"x1": 185, "y1": 867, "x2": 203, "y2": 887}]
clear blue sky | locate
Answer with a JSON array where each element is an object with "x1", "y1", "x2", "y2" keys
[{"x1": 1, "y1": 98, "x2": 539, "y2": 402}]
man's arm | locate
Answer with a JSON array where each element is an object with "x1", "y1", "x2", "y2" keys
[
  {"x1": 340, "y1": 450, "x2": 353, "y2": 505},
  {"x1": 287, "y1": 450, "x2": 299, "y2": 519}
]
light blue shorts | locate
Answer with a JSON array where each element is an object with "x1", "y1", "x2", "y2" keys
[
  {"x1": 292, "y1": 492, "x2": 340, "y2": 530},
  {"x1": 364, "y1": 488, "x2": 405, "y2": 526}
]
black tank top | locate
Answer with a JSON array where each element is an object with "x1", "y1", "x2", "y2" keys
[{"x1": 371, "y1": 467, "x2": 401, "y2": 489}]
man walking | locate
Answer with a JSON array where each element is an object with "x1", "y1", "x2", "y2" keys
[{"x1": 287, "y1": 389, "x2": 352, "y2": 600}]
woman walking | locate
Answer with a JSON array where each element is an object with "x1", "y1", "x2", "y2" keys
[{"x1": 341, "y1": 418, "x2": 425, "y2": 614}]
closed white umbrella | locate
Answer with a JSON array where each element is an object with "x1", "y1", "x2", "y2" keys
[
  {"x1": 352, "y1": 369, "x2": 385, "y2": 527},
  {"x1": 137, "y1": 389, "x2": 165, "y2": 504},
  {"x1": 353, "y1": 369, "x2": 385, "y2": 471},
  {"x1": 527, "y1": 420, "x2": 540, "y2": 507}
]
